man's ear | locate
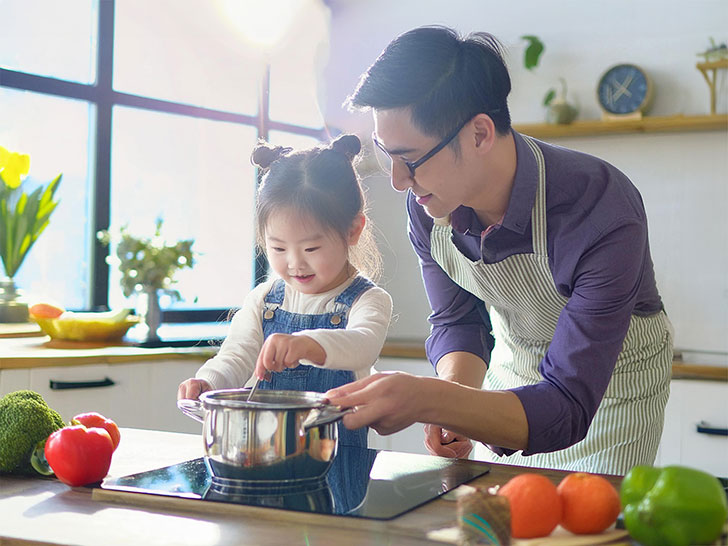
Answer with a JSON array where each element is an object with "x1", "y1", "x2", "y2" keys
[
  {"x1": 348, "y1": 213, "x2": 366, "y2": 245},
  {"x1": 470, "y1": 113, "x2": 497, "y2": 154}
]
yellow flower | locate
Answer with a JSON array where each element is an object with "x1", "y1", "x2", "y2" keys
[{"x1": 0, "y1": 146, "x2": 31, "y2": 189}]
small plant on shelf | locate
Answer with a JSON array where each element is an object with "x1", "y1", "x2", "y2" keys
[
  {"x1": 522, "y1": 35, "x2": 578, "y2": 125},
  {"x1": 697, "y1": 37, "x2": 728, "y2": 63}
]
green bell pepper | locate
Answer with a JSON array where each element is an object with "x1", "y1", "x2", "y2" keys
[{"x1": 620, "y1": 465, "x2": 727, "y2": 546}]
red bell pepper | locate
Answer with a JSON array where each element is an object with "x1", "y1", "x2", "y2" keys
[
  {"x1": 44, "y1": 425, "x2": 114, "y2": 487},
  {"x1": 72, "y1": 412, "x2": 121, "y2": 451}
]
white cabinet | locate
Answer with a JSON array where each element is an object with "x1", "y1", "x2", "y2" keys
[
  {"x1": 368, "y1": 357, "x2": 437, "y2": 455},
  {"x1": 656, "y1": 379, "x2": 728, "y2": 477},
  {"x1": 0, "y1": 359, "x2": 206, "y2": 435}
]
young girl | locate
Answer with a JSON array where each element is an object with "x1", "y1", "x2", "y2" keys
[{"x1": 178, "y1": 134, "x2": 392, "y2": 447}]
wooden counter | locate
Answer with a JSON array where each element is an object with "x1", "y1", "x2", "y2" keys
[
  {"x1": 1, "y1": 335, "x2": 726, "y2": 381},
  {"x1": 0, "y1": 335, "x2": 216, "y2": 369},
  {"x1": 0, "y1": 428, "x2": 625, "y2": 546}
]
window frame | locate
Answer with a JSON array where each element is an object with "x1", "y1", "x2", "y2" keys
[{"x1": 0, "y1": 0, "x2": 329, "y2": 321}]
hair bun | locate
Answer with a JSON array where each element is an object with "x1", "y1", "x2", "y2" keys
[
  {"x1": 330, "y1": 134, "x2": 361, "y2": 160},
  {"x1": 251, "y1": 142, "x2": 291, "y2": 170}
]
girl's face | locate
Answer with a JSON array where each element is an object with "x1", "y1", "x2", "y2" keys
[{"x1": 264, "y1": 209, "x2": 362, "y2": 295}]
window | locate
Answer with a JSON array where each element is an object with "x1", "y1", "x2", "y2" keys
[{"x1": 0, "y1": 0, "x2": 331, "y2": 321}]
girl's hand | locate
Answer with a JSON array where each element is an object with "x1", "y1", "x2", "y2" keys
[
  {"x1": 177, "y1": 378, "x2": 213, "y2": 400},
  {"x1": 424, "y1": 424, "x2": 473, "y2": 458},
  {"x1": 254, "y1": 333, "x2": 326, "y2": 380}
]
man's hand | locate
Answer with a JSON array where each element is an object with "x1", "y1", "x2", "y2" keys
[
  {"x1": 177, "y1": 378, "x2": 213, "y2": 400},
  {"x1": 424, "y1": 424, "x2": 473, "y2": 458},
  {"x1": 325, "y1": 372, "x2": 426, "y2": 435},
  {"x1": 254, "y1": 333, "x2": 325, "y2": 380}
]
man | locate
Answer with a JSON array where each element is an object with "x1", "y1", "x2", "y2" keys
[{"x1": 325, "y1": 26, "x2": 673, "y2": 474}]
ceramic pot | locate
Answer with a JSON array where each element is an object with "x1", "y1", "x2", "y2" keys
[
  {"x1": 137, "y1": 286, "x2": 161, "y2": 341},
  {"x1": 546, "y1": 99, "x2": 578, "y2": 125}
]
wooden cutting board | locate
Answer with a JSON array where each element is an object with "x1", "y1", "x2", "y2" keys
[
  {"x1": 427, "y1": 524, "x2": 629, "y2": 545},
  {"x1": 92, "y1": 487, "x2": 391, "y2": 533}
]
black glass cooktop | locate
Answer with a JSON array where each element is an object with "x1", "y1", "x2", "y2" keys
[{"x1": 101, "y1": 446, "x2": 490, "y2": 520}]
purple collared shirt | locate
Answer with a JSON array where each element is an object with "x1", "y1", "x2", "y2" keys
[{"x1": 407, "y1": 131, "x2": 663, "y2": 455}]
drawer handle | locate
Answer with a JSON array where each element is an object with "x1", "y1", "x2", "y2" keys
[
  {"x1": 49, "y1": 377, "x2": 116, "y2": 390},
  {"x1": 696, "y1": 421, "x2": 728, "y2": 436}
]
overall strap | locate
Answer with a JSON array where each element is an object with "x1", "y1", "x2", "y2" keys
[
  {"x1": 262, "y1": 279, "x2": 285, "y2": 320},
  {"x1": 263, "y1": 279, "x2": 286, "y2": 304},
  {"x1": 332, "y1": 276, "x2": 375, "y2": 316}
]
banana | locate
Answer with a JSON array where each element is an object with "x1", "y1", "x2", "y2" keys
[{"x1": 58, "y1": 309, "x2": 133, "y2": 323}]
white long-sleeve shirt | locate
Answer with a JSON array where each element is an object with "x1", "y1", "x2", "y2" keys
[{"x1": 195, "y1": 276, "x2": 393, "y2": 390}]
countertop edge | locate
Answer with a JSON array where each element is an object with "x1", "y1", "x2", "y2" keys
[
  {"x1": 379, "y1": 342, "x2": 728, "y2": 382},
  {"x1": 1, "y1": 338, "x2": 726, "y2": 382}
]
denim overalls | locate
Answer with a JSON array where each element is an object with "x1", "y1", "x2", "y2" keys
[{"x1": 258, "y1": 276, "x2": 374, "y2": 447}]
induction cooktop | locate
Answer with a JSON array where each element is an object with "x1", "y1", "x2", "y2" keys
[{"x1": 100, "y1": 446, "x2": 490, "y2": 520}]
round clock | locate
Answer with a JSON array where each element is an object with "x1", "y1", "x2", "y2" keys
[{"x1": 597, "y1": 64, "x2": 654, "y2": 117}]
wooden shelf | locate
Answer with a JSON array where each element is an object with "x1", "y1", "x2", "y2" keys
[{"x1": 513, "y1": 113, "x2": 727, "y2": 139}]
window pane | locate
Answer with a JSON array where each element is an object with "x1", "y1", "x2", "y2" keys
[
  {"x1": 110, "y1": 106, "x2": 258, "y2": 311},
  {"x1": 0, "y1": 88, "x2": 92, "y2": 308},
  {"x1": 114, "y1": 0, "x2": 261, "y2": 114},
  {"x1": 268, "y1": 1, "x2": 328, "y2": 128},
  {"x1": 0, "y1": 0, "x2": 97, "y2": 84},
  {"x1": 268, "y1": 131, "x2": 322, "y2": 151}
]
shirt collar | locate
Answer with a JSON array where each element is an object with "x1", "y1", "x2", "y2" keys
[{"x1": 450, "y1": 130, "x2": 538, "y2": 236}]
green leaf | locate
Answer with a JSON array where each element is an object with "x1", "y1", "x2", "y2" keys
[
  {"x1": 36, "y1": 199, "x2": 58, "y2": 222},
  {"x1": 0, "y1": 173, "x2": 62, "y2": 277},
  {"x1": 522, "y1": 35, "x2": 545, "y2": 71},
  {"x1": 38, "y1": 173, "x2": 62, "y2": 210},
  {"x1": 543, "y1": 88, "x2": 556, "y2": 106}
]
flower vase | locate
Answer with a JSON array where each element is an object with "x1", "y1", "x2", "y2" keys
[
  {"x1": 0, "y1": 277, "x2": 30, "y2": 323},
  {"x1": 138, "y1": 287, "x2": 162, "y2": 342}
]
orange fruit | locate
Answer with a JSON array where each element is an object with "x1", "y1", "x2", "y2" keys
[
  {"x1": 29, "y1": 302, "x2": 65, "y2": 319},
  {"x1": 557, "y1": 472, "x2": 621, "y2": 534},
  {"x1": 497, "y1": 473, "x2": 562, "y2": 538}
]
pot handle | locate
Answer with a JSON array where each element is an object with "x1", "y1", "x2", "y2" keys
[
  {"x1": 177, "y1": 398, "x2": 206, "y2": 423},
  {"x1": 303, "y1": 405, "x2": 355, "y2": 431}
]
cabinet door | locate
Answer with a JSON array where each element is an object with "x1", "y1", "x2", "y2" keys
[
  {"x1": 658, "y1": 379, "x2": 728, "y2": 477},
  {"x1": 370, "y1": 357, "x2": 437, "y2": 454},
  {"x1": 147, "y1": 360, "x2": 206, "y2": 434},
  {"x1": 0, "y1": 368, "x2": 31, "y2": 396},
  {"x1": 28, "y1": 364, "x2": 118, "y2": 422}
]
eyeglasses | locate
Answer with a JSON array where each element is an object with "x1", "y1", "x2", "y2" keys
[{"x1": 372, "y1": 112, "x2": 497, "y2": 178}]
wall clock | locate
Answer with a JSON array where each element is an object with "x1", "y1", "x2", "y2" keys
[{"x1": 597, "y1": 64, "x2": 654, "y2": 120}]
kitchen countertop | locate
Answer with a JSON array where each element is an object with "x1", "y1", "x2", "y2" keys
[
  {"x1": 0, "y1": 428, "x2": 625, "y2": 546},
  {"x1": 1, "y1": 334, "x2": 726, "y2": 382}
]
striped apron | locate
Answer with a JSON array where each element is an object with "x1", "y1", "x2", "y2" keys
[{"x1": 430, "y1": 136, "x2": 673, "y2": 474}]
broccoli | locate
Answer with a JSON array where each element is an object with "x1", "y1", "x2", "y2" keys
[{"x1": 0, "y1": 390, "x2": 65, "y2": 475}]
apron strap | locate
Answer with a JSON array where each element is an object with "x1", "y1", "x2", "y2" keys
[{"x1": 522, "y1": 136, "x2": 548, "y2": 258}]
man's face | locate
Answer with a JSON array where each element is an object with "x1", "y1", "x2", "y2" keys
[{"x1": 372, "y1": 108, "x2": 475, "y2": 219}]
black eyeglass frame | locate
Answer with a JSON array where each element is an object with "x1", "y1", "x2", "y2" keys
[{"x1": 372, "y1": 110, "x2": 500, "y2": 178}]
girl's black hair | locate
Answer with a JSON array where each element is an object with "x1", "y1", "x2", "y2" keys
[{"x1": 251, "y1": 134, "x2": 381, "y2": 280}]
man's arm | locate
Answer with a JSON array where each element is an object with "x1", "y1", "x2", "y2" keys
[
  {"x1": 435, "y1": 350, "x2": 487, "y2": 387},
  {"x1": 326, "y1": 371, "x2": 530, "y2": 451}
]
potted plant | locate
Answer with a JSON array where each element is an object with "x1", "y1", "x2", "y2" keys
[
  {"x1": 522, "y1": 35, "x2": 578, "y2": 125},
  {"x1": 0, "y1": 145, "x2": 62, "y2": 322},
  {"x1": 97, "y1": 219, "x2": 195, "y2": 340}
]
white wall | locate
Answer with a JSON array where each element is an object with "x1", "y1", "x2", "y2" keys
[{"x1": 320, "y1": 0, "x2": 728, "y2": 358}]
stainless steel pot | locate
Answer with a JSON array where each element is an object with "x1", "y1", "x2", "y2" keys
[{"x1": 177, "y1": 388, "x2": 352, "y2": 483}]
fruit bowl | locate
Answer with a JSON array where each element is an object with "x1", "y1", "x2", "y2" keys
[{"x1": 31, "y1": 310, "x2": 139, "y2": 342}]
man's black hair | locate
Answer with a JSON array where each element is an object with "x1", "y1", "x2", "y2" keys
[{"x1": 345, "y1": 26, "x2": 512, "y2": 138}]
